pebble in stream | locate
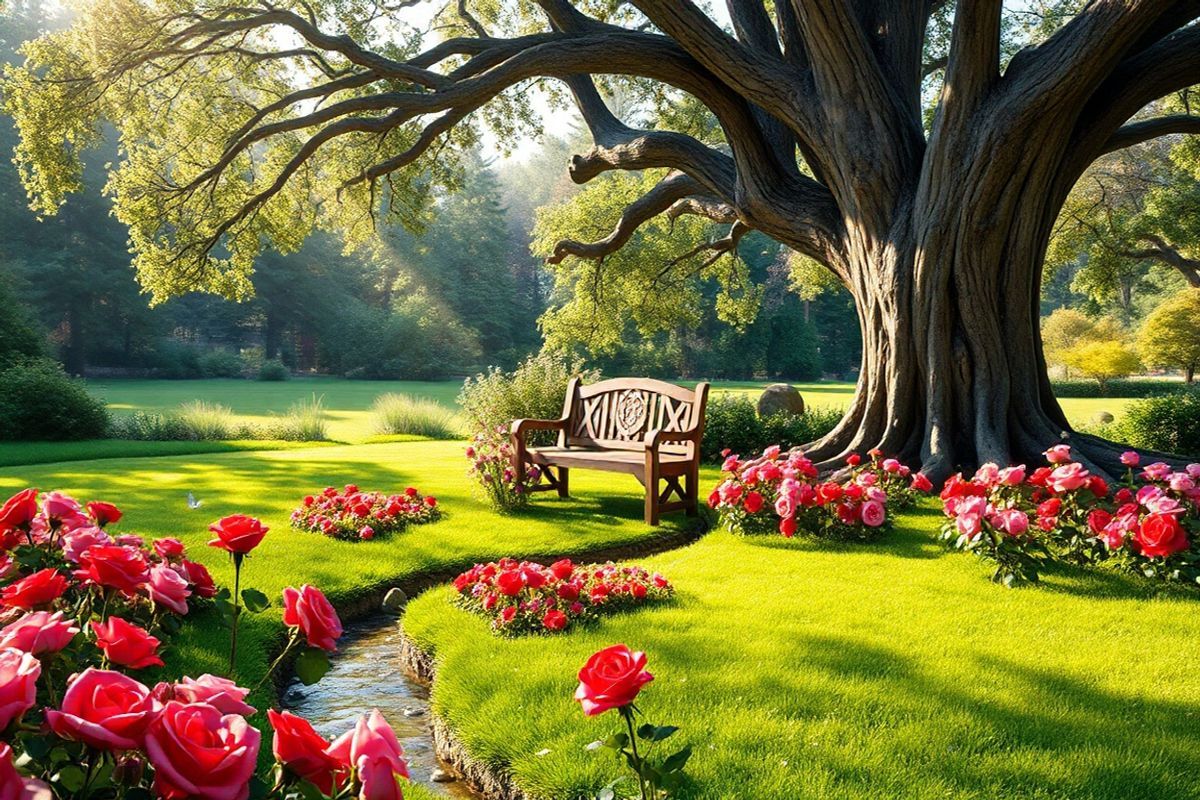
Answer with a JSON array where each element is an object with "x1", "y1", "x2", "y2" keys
[{"x1": 283, "y1": 617, "x2": 480, "y2": 798}]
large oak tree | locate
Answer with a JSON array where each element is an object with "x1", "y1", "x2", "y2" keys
[{"x1": 4, "y1": 0, "x2": 1200, "y2": 478}]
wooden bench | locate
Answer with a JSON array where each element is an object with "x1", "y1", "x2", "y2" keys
[{"x1": 510, "y1": 377, "x2": 710, "y2": 525}]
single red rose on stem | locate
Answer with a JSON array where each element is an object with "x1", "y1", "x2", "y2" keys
[
  {"x1": 46, "y1": 668, "x2": 160, "y2": 750},
  {"x1": 268, "y1": 710, "x2": 348, "y2": 794},
  {"x1": 1, "y1": 569, "x2": 69, "y2": 610},
  {"x1": 91, "y1": 617, "x2": 164, "y2": 669},
  {"x1": 144, "y1": 701, "x2": 260, "y2": 800},
  {"x1": 73, "y1": 545, "x2": 150, "y2": 597},
  {"x1": 575, "y1": 644, "x2": 654, "y2": 716},
  {"x1": 282, "y1": 584, "x2": 343, "y2": 652},
  {"x1": 180, "y1": 559, "x2": 217, "y2": 598},
  {"x1": 208, "y1": 514, "x2": 268, "y2": 554},
  {"x1": 1134, "y1": 513, "x2": 1190, "y2": 558}
]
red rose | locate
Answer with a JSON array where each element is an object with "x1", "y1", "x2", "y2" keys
[
  {"x1": 267, "y1": 710, "x2": 347, "y2": 794},
  {"x1": 1134, "y1": 513, "x2": 1190, "y2": 558},
  {"x1": 1028, "y1": 467, "x2": 1052, "y2": 487},
  {"x1": 846, "y1": 453, "x2": 862, "y2": 467},
  {"x1": 1087, "y1": 509, "x2": 1113, "y2": 536},
  {"x1": 744, "y1": 491, "x2": 764, "y2": 514},
  {"x1": 557, "y1": 582, "x2": 580, "y2": 601},
  {"x1": 145, "y1": 701, "x2": 260, "y2": 800},
  {"x1": 835, "y1": 503, "x2": 859, "y2": 525},
  {"x1": 180, "y1": 560, "x2": 217, "y2": 598},
  {"x1": 1, "y1": 569, "x2": 68, "y2": 610},
  {"x1": 910, "y1": 472, "x2": 933, "y2": 492},
  {"x1": 574, "y1": 644, "x2": 654, "y2": 716},
  {"x1": 424, "y1": 496, "x2": 437, "y2": 508},
  {"x1": 153, "y1": 538, "x2": 185, "y2": 560},
  {"x1": 1036, "y1": 498, "x2": 1062, "y2": 517},
  {"x1": 86, "y1": 501, "x2": 122, "y2": 528},
  {"x1": 497, "y1": 571, "x2": 524, "y2": 596},
  {"x1": 46, "y1": 668, "x2": 160, "y2": 750},
  {"x1": 1087, "y1": 476, "x2": 1109, "y2": 498},
  {"x1": 816, "y1": 483, "x2": 843, "y2": 505},
  {"x1": 92, "y1": 617, "x2": 164, "y2": 669},
  {"x1": 74, "y1": 545, "x2": 149, "y2": 597},
  {"x1": 550, "y1": 559, "x2": 574, "y2": 580},
  {"x1": 779, "y1": 516, "x2": 797, "y2": 537},
  {"x1": 0, "y1": 489, "x2": 38, "y2": 531},
  {"x1": 328, "y1": 711, "x2": 410, "y2": 800},
  {"x1": 282, "y1": 585, "x2": 343, "y2": 652},
  {"x1": 707, "y1": 489, "x2": 721, "y2": 508},
  {"x1": 0, "y1": 648, "x2": 40, "y2": 730},
  {"x1": 542, "y1": 609, "x2": 568, "y2": 630},
  {"x1": 207, "y1": 514, "x2": 268, "y2": 555},
  {"x1": 159, "y1": 674, "x2": 255, "y2": 716},
  {"x1": 0, "y1": 610, "x2": 79, "y2": 655}
]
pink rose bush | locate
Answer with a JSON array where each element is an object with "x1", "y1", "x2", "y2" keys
[
  {"x1": 0, "y1": 488, "x2": 399, "y2": 798},
  {"x1": 291, "y1": 484, "x2": 440, "y2": 541},
  {"x1": 466, "y1": 425, "x2": 541, "y2": 511},
  {"x1": 844, "y1": 449, "x2": 933, "y2": 510},
  {"x1": 453, "y1": 558, "x2": 673, "y2": 635},
  {"x1": 939, "y1": 446, "x2": 1200, "y2": 586},
  {"x1": 709, "y1": 445, "x2": 917, "y2": 540}
]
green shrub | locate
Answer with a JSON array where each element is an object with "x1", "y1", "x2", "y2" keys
[
  {"x1": 198, "y1": 349, "x2": 243, "y2": 378},
  {"x1": 1050, "y1": 379, "x2": 1188, "y2": 398},
  {"x1": 269, "y1": 395, "x2": 327, "y2": 441},
  {"x1": 0, "y1": 283, "x2": 44, "y2": 370},
  {"x1": 1097, "y1": 390, "x2": 1200, "y2": 458},
  {"x1": 700, "y1": 394, "x2": 842, "y2": 461},
  {"x1": 108, "y1": 412, "x2": 197, "y2": 441},
  {"x1": 459, "y1": 352, "x2": 597, "y2": 429},
  {"x1": 370, "y1": 393, "x2": 460, "y2": 439},
  {"x1": 149, "y1": 341, "x2": 203, "y2": 379},
  {"x1": 258, "y1": 359, "x2": 290, "y2": 382},
  {"x1": 0, "y1": 359, "x2": 109, "y2": 441}
]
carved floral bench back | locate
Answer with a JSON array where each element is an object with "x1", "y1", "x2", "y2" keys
[{"x1": 562, "y1": 379, "x2": 703, "y2": 454}]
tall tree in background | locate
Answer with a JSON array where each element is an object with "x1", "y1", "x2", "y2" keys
[{"x1": 5, "y1": 0, "x2": 1200, "y2": 476}]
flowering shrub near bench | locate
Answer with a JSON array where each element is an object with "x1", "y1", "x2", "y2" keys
[
  {"x1": 0, "y1": 488, "x2": 414, "y2": 798},
  {"x1": 939, "y1": 445, "x2": 1200, "y2": 587},
  {"x1": 466, "y1": 424, "x2": 541, "y2": 511},
  {"x1": 709, "y1": 446, "x2": 929, "y2": 540},
  {"x1": 291, "y1": 483, "x2": 440, "y2": 540},
  {"x1": 453, "y1": 558, "x2": 674, "y2": 635}
]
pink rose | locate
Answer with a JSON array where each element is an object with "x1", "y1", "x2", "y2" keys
[
  {"x1": 1048, "y1": 463, "x2": 1090, "y2": 493},
  {"x1": 1141, "y1": 462, "x2": 1173, "y2": 482},
  {"x1": 998, "y1": 465, "x2": 1026, "y2": 486},
  {"x1": 145, "y1": 701, "x2": 260, "y2": 800},
  {"x1": 42, "y1": 491, "x2": 82, "y2": 522},
  {"x1": 282, "y1": 585, "x2": 343, "y2": 652},
  {"x1": 327, "y1": 710, "x2": 410, "y2": 800},
  {"x1": 0, "y1": 743, "x2": 51, "y2": 800},
  {"x1": 0, "y1": 648, "x2": 40, "y2": 730},
  {"x1": 998, "y1": 509, "x2": 1029, "y2": 536},
  {"x1": 1043, "y1": 444, "x2": 1072, "y2": 464},
  {"x1": 46, "y1": 668, "x2": 160, "y2": 750},
  {"x1": 1120, "y1": 451, "x2": 1140, "y2": 467},
  {"x1": 860, "y1": 501, "x2": 886, "y2": 528},
  {"x1": 160, "y1": 674, "x2": 256, "y2": 716},
  {"x1": 60, "y1": 527, "x2": 113, "y2": 564},
  {"x1": 0, "y1": 611, "x2": 78, "y2": 655},
  {"x1": 146, "y1": 563, "x2": 191, "y2": 615}
]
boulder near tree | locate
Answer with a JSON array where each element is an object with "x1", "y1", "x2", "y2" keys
[{"x1": 5, "y1": 0, "x2": 1200, "y2": 478}]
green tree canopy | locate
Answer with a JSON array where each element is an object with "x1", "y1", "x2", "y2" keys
[{"x1": 1137, "y1": 288, "x2": 1200, "y2": 382}]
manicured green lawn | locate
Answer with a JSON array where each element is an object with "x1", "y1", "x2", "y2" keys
[
  {"x1": 85, "y1": 377, "x2": 1134, "y2": 444},
  {"x1": 87, "y1": 377, "x2": 464, "y2": 442},
  {"x1": 0, "y1": 439, "x2": 333, "y2": 468},
  {"x1": 404, "y1": 512, "x2": 1200, "y2": 800}
]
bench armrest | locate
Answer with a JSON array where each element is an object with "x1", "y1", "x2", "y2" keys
[{"x1": 643, "y1": 426, "x2": 703, "y2": 451}]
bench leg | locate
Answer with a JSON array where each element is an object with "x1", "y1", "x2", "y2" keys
[
  {"x1": 556, "y1": 467, "x2": 570, "y2": 498},
  {"x1": 685, "y1": 470, "x2": 699, "y2": 516},
  {"x1": 644, "y1": 453, "x2": 660, "y2": 526}
]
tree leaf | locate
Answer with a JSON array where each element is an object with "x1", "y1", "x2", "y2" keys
[{"x1": 294, "y1": 647, "x2": 332, "y2": 685}]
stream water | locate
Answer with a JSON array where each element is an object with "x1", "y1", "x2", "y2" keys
[{"x1": 282, "y1": 615, "x2": 480, "y2": 799}]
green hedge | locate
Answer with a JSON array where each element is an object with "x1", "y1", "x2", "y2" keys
[
  {"x1": 701, "y1": 395, "x2": 842, "y2": 462},
  {"x1": 1050, "y1": 379, "x2": 1190, "y2": 398},
  {"x1": 0, "y1": 359, "x2": 109, "y2": 441},
  {"x1": 1092, "y1": 390, "x2": 1200, "y2": 458}
]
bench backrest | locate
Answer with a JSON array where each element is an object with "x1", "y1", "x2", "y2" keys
[{"x1": 560, "y1": 377, "x2": 709, "y2": 455}]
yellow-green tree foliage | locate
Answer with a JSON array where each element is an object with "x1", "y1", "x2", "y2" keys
[
  {"x1": 1062, "y1": 341, "x2": 1142, "y2": 391},
  {"x1": 1137, "y1": 289, "x2": 1200, "y2": 383}
]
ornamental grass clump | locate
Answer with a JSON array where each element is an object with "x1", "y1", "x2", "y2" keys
[
  {"x1": 452, "y1": 557, "x2": 673, "y2": 635},
  {"x1": 938, "y1": 444, "x2": 1200, "y2": 587},
  {"x1": 466, "y1": 424, "x2": 542, "y2": 511},
  {"x1": 709, "y1": 445, "x2": 928, "y2": 540},
  {"x1": 370, "y1": 392, "x2": 460, "y2": 439},
  {"x1": 290, "y1": 483, "x2": 441, "y2": 541}
]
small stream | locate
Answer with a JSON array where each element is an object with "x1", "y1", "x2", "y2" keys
[{"x1": 282, "y1": 615, "x2": 480, "y2": 799}]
